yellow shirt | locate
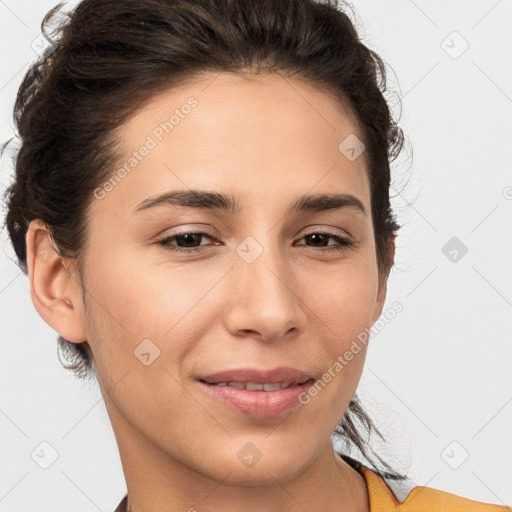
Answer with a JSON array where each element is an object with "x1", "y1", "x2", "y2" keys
[
  {"x1": 341, "y1": 454, "x2": 511, "y2": 512},
  {"x1": 114, "y1": 455, "x2": 512, "y2": 511}
]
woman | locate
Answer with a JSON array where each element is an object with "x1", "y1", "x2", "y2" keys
[{"x1": 3, "y1": 0, "x2": 510, "y2": 510}]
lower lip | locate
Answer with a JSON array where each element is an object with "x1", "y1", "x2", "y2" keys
[{"x1": 197, "y1": 380, "x2": 314, "y2": 418}]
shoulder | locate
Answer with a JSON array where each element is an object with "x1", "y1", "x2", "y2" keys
[
  {"x1": 399, "y1": 485, "x2": 511, "y2": 511},
  {"x1": 359, "y1": 465, "x2": 512, "y2": 512}
]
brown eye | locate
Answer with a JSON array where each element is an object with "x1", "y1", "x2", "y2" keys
[
  {"x1": 156, "y1": 231, "x2": 216, "y2": 253},
  {"x1": 296, "y1": 232, "x2": 354, "y2": 251}
]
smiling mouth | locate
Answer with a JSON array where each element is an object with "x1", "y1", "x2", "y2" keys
[
  {"x1": 197, "y1": 373, "x2": 316, "y2": 418},
  {"x1": 195, "y1": 366, "x2": 316, "y2": 416},
  {"x1": 200, "y1": 378, "x2": 313, "y2": 391}
]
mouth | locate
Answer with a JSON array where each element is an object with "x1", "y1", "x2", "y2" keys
[
  {"x1": 195, "y1": 367, "x2": 315, "y2": 417},
  {"x1": 200, "y1": 378, "x2": 312, "y2": 391}
]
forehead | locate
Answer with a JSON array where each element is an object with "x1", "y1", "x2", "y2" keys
[{"x1": 91, "y1": 71, "x2": 370, "y2": 218}]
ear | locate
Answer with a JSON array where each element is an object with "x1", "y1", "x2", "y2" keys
[
  {"x1": 371, "y1": 237, "x2": 395, "y2": 324},
  {"x1": 25, "y1": 219, "x2": 87, "y2": 343}
]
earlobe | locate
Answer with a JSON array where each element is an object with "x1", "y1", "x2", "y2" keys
[{"x1": 26, "y1": 220, "x2": 87, "y2": 343}]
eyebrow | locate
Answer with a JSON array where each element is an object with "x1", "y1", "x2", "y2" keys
[{"x1": 132, "y1": 189, "x2": 367, "y2": 216}]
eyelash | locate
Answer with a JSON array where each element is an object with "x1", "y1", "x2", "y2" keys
[{"x1": 156, "y1": 230, "x2": 354, "y2": 254}]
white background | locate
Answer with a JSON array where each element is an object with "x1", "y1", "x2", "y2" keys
[{"x1": 1, "y1": 0, "x2": 511, "y2": 510}]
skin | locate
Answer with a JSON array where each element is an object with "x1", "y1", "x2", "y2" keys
[{"x1": 26, "y1": 71, "x2": 394, "y2": 512}]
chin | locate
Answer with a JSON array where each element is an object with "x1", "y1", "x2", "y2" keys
[
  {"x1": 198, "y1": 441, "x2": 316, "y2": 486},
  {"x1": 215, "y1": 461, "x2": 306, "y2": 487}
]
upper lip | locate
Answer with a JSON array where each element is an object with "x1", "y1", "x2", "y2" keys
[{"x1": 197, "y1": 366, "x2": 313, "y2": 385}]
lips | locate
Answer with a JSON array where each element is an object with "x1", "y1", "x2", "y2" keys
[
  {"x1": 196, "y1": 366, "x2": 315, "y2": 417},
  {"x1": 197, "y1": 366, "x2": 313, "y2": 386}
]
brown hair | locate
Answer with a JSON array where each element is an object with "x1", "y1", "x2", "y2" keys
[{"x1": 2, "y1": 0, "x2": 407, "y2": 481}]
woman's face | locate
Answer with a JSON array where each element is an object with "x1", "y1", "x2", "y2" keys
[{"x1": 55, "y1": 72, "x2": 390, "y2": 484}]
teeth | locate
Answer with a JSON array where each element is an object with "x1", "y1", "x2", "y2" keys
[
  {"x1": 263, "y1": 383, "x2": 282, "y2": 391},
  {"x1": 210, "y1": 381, "x2": 296, "y2": 390},
  {"x1": 246, "y1": 382, "x2": 264, "y2": 391},
  {"x1": 227, "y1": 381, "x2": 245, "y2": 389}
]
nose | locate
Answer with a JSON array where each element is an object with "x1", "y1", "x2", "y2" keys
[{"x1": 222, "y1": 238, "x2": 308, "y2": 343}]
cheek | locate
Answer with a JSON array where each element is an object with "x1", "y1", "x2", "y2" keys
[
  {"x1": 81, "y1": 249, "x2": 231, "y2": 415},
  {"x1": 298, "y1": 259, "x2": 378, "y2": 387},
  {"x1": 85, "y1": 246, "x2": 217, "y2": 341},
  {"x1": 302, "y1": 257, "x2": 379, "y2": 337}
]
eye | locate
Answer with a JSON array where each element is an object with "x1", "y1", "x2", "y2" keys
[
  {"x1": 294, "y1": 232, "x2": 354, "y2": 252},
  {"x1": 156, "y1": 230, "x2": 354, "y2": 254},
  {"x1": 156, "y1": 231, "x2": 217, "y2": 253}
]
